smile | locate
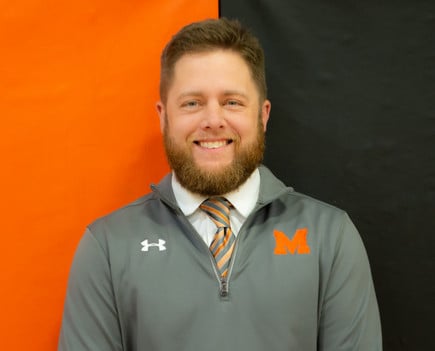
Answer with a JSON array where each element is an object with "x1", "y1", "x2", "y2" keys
[{"x1": 195, "y1": 140, "x2": 233, "y2": 149}]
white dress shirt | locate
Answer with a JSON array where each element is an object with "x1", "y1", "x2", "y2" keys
[{"x1": 172, "y1": 169, "x2": 261, "y2": 246}]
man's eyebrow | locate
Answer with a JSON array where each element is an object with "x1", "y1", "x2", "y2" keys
[
  {"x1": 222, "y1": 90, "x2": 249, "y2": 99},
  {"x1": 176, "y1": 90, "x2": 249, "y2": 100},
  {"x1": 177, "y1": 90, "x2": 249, "y2": 101},
  {"x1": 177, "y1": 91, "x2": 203, "y2": 100}
]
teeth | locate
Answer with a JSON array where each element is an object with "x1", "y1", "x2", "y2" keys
[{"x1": 199, "y1": 140, "x2": 227, "y2": 149}]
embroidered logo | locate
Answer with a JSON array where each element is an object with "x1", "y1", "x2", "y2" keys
[
  {"x1": 141, "y1": 239, "x2": 167, "y2": 252},
  {"x1": 273, "y1": 228, "x2": 310, "y2": 255}
]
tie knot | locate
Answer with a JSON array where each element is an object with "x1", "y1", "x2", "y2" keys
[{"x1": 200, "y1": 197, "x2": 231, "y2": 228}]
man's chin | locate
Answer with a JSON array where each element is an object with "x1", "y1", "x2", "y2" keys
[
  {"x1": 172, "y1": 160, "x2": 242, "y2": 196},
  {"x1": 194, "y1": 160, "x2": 233, "y2": 175},
  {"x1": 165, "y1": 125, "x2": 265, "y2": 196}
]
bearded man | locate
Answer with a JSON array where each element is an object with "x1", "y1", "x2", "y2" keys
[{"x1": 59, "y1": 18, "x2": 382, "y2": 351}]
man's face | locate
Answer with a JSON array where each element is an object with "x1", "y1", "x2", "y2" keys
[{"x1": 157, "y1": 49, "x2": 271, "y2": 196}]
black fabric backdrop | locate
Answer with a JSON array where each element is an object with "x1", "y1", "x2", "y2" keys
[{"x1": 220, "y1": 1, "x2": 435, "y2": 350}]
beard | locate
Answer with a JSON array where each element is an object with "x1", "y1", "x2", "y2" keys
[{"x1": 163, "y1": 116, "x2": 265, "y2": 197}]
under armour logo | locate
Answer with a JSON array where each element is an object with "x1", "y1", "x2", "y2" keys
[{"x1": 141, "y1": 239, "x2": 166, "y2": 252}]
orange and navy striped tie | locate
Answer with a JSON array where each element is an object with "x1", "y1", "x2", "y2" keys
[{"x1": 200, "y1": 197, "x2": 235, "y2": 278}]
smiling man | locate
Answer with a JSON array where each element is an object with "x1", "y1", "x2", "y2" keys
[
  {"x1": 59, "y1": 18, "x2": 382, "y2": 351},
  {"x1": 158, "y1": 49, "x2": 270, "y2": 196}
]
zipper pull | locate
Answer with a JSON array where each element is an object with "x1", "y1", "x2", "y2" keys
[{"x1": 220, "y1": 278, "x2": 229, "y2": 297}]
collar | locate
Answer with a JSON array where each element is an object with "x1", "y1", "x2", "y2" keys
[{"x1": 172, "y1": 168, "x2": 261, "y2": 218}]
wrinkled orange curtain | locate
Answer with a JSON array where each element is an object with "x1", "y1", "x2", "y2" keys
[{"x1": 0, "y1": 1, "x2": 217, "y2": 349}]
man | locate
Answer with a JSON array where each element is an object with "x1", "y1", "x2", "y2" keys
[{"x1": 59, "y1": 18, "x2": 382, "y2": 350}]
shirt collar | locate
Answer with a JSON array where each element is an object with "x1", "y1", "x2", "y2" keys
[{"x1": 172, "y1": 168, "x2": 260, "y2": 218}]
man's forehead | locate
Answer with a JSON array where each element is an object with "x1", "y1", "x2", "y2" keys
[
  {"x1": 171, "y1": 51, "x2": 253, "y2": 85},
  {"x1": 173, "y1": 49, "x2": 248, "y2": 69}
]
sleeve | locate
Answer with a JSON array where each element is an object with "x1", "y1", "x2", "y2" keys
[
  {"x1": 318, "y1": 213, "x2": 382, "y2": 351},
  {"x1": 58, "y1": 228, "x2": 123, "y2": 351}
]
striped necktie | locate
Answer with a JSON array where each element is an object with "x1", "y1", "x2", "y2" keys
[{"x1": 200, "y1": 197, "x2": 236, "y2": 278}]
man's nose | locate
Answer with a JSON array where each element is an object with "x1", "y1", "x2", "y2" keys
[{"x1": 200, "y1": 101, "x2": 226, "y2": 129}]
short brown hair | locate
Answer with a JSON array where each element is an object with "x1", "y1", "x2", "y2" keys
[{"x1": 159, "y1": 18, "x2": 267, "y2": 103}]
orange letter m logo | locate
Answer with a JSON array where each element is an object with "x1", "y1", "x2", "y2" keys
[{"x1": 273, "y1": 228, "x2": 310, "y2": 255}]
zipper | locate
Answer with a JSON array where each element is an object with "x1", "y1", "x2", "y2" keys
[
  {"x1": 172, "y1": 210, "x2": 227, "y2": 296},
  {"x1": 207, "y1": 233, "x2": 232, "y2": 298},
  {"x1": 153, "y1": 184, "x2": 273, "y2": 298},
  {"x1": 175, "y1": 203, "x2": 269, "y2": 299},
  {"x1": 177, "y1": 213, "x2": 238, "y2": 299},
  {"x1": 219, "y1": 277, "x2": 229, "y2": 297},
  {"x1": 218, "y1": 201, "x2": 269, "y2": 297},
  {"x1": 215, "y1": 236, "x2": 240, "y2": 298}
]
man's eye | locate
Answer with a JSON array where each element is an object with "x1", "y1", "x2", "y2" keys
[
  {"x1": 182, "y1": 100, "x2": 199, "y2": 108},
  {"x1": 225, "y1": 100, "x2": 240, "y2": 106}
]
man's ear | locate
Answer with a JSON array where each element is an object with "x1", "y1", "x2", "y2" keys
[
  {"x1": 261, "y1": 99, "x2": 271, "y2": 131},
  {"x1": 156, "y1": 101, "x2": 165, "y2": 133}
]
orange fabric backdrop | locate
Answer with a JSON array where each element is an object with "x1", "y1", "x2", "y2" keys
[{"x1": 0, "y1": 1, "x2": 217, "y2": 349}]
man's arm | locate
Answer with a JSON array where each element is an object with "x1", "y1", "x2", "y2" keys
[
  {"x1": 318, "y1": 213, "x2": 382, "y2": 350},
  {"x1": 58, "y1": 229, "x2": 123, "y2": 351}
]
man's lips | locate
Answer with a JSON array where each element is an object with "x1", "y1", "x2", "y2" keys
[{"x1": 193, "y1": 140, "x2": 233, "y2": 149}]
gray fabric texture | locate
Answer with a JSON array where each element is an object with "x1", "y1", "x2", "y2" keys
[{"x1": 58, "y1": 165, "x2": 382, "y2": 350}]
